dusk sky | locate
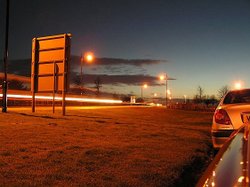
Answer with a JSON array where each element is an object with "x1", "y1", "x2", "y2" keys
[{"x1": 0, "y1": 0, "x2": 250, "y2": 98}]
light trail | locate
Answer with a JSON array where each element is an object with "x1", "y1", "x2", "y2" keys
[{"x1": 0, "y1": 94, "x2": 123, "y2": 104}]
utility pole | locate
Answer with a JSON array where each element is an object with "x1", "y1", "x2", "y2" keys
[{"x1": 2, "y1": 0, "x2": 10, "y2": 113}]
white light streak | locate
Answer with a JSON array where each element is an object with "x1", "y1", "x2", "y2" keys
[{"x1": 0, "y1": 94, "x2": 122, "y2": 104}]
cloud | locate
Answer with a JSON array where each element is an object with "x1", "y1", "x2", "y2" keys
[
  {"x1": 89, "y1": 64, "x2": 147, "y2": 75},
  {"x1": 72, "y1": 74, "x2": 175, "y2": 86},
  {"x1": 70, "y1": 56, "x2": 167, "y2": 69},
  {"x1": 93, "y1": 58, "x2": 166, "y2": 66},
  {"x1": 3, "y1": 57, "x2": 168, "y2": 77},
  {"x1": 1, "y1": 58, "x2": 174, "y2": 87},
  {"x1": 70, "y1": 56, "x2": 168, "y2": 75}
]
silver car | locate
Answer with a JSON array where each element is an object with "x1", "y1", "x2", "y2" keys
[{"x1": 211, "y1": 88, "x2": 250, "y2": 148}]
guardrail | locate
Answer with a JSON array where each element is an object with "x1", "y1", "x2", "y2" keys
[{"x1": 197, "y1": 122, "x2": 250, "y2": 186}]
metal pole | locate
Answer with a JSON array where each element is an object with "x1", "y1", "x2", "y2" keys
[
  {"x1": 141, "y1": 86, "x2": 143, "y2": 98},
  {"x1": 165, "y1": 74, "x2": 168, "y2": 108},
  {"x1": 52, "y1": 61, "x2": 56, "y2": 113},
  {"x1": 2, "y1": 0, "x2": 10, "y2": 113},
  {"x1": 80, "y1": 54, "x2": 83, "y2": 95},
  {"x1": 31, "y1": 38, "x2": 37, "y2": 113}
]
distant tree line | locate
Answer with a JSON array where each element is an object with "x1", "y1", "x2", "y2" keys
[
  {"x1": 0, "y1": 78, "x2": 28, "y2": 90},
  {"x1": 193, "y1": 85, "x2": 230, "y2": 106},
  {"x1": 72, "y1": 74, "x2": 102, "y2": 96}
]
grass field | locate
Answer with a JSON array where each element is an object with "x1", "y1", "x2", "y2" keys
[{"x1": 0, "y1": 106, "x2": 213, "y2": 186}]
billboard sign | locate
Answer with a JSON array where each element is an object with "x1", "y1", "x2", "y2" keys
[{"x1": 31, "y1": 33, "x2": 71, "y2": 115}]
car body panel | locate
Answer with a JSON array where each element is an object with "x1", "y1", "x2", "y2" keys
[
  {"x1": 197, "y1": 125, "x2": 250, "y2": 186},
  {"x1": 211, "y1": 89, "x2": 250, "y2": 148},
  {"x1": 222, "y1": 104, "x2": 250, "y2": 129}
]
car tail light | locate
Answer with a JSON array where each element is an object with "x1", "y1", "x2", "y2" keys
[{"x1": 214, "y1": 109, "x2": 232, "y2": 125}]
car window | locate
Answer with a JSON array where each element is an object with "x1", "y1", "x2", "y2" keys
[{"x1": 223, "y1": 90, "x2": 250, "y2": 104}]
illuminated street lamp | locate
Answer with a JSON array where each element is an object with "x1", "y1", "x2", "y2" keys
[
  {"x1": 159, "y1": 75, "x2": 165, "y2": 81},
  {"x1": 159, "y1": 73, "x2": 169, "y2": 107},
  {"x1": 141, "y1": 83, "x2": 148, "y2": 99},
  {"x1": 159, "y1": 73, "x2": 176, "y2": 107},
  {"x1": 184, "y1": 95, "x2": 187, "y2": 104},
  {"x1": 234, "y1": 81, "x2": 243, "y2": 90},
  {"x1": 167, "y1": 89, "x2": 171, "y2": 95},
  {"x1": 80, "y1": 52, "x2": 94, "y2": 94}
]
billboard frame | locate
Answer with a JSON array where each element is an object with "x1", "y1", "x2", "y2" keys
[{"x1": 31, "y1": 33, "x2": 71, "y2": 115}]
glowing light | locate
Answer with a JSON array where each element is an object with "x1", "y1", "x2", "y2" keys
[
  {"x1": 153, "y1": 93, "x2": 157, "y2": 97},
  {"x1": 84, "y1": 52, "x2": 94, "y2": 63},
  {"x1": 167, "y1": 89, "x2": 171, "y2": 95},
  {"x1": 0, "y1": 94, "x2": 122, "y2": 104},
  {"x1": 159, "y1": 75, "x2": 165, "y2": 81},
  {"x1": 212, "y1": 171, "x2": 216, "y2": 177},
  {"x1": 184, "y1": 95, "x2": 187, "y2": 103},
  {"x1": 143, "y1": 84, "x2": 148, "y2": 88},
  {"x1": 234, "y1": 81, "x2": 243, "y2": 90},
  {"x1": 238, "y1": 176, "x2": 245, "y2": 183}
]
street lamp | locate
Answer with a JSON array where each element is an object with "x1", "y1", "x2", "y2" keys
[
  {"x1": 2, "y1": 0, "x2": 10, "y2": 113},
  {"x1": 184, "y1": 95, "x2": 187, "y2": 104},
  {"x1": 80, "y1": 52, "x2": 94, "y2": 94},
  {"x1": 159, "y1": 73, "x2": 168, "y2": 107},
  {"x1": 159, "y1": 73, "x2": 176, "y2": 107},
  {"x1": 141, "y1": 83, "x2": 148, "y2": 99},
  {"x1": 234, "y1": 81, "x2": 243, "y2": 90}
]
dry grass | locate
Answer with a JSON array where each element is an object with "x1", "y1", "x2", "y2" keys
[{"x1": 0, "y1": 106, "x2": 213, "y2": 186}]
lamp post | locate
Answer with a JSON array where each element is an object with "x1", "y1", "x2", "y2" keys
[
  {"x1": 159, "y1": 73, "x2": 176, "y2": 107},
  {"x1": 141, "y1": 84, "x2": 148, "y2": 99},
  {"x1": 184, "y1": 95, "x2": 187, "y2": 104},
  {"x1": 159, "y1": 74, "x2": 168, "y2": 107},
  {"x1": 2, "y1": 0, "x2": 9, "y2": 113},
  {"x1": 80, "y1": 52, "x2": 94, "y2": 95}
]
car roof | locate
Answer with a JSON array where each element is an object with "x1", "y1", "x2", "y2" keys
[
  {"x1": 222, "y1": 88, "x2": 250, "y2": 105},
  {"x1": 228, "y1": 88, "x2": 250, "y2": 93}
]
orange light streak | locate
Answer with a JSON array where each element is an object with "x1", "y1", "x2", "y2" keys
[{"x1": 0, "y1": 94, "x2": 122, "y2": 104}]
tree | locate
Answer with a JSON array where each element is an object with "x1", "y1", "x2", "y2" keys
[
  {"x1": 204, "y1": 95, "x2": 218, "y2": 107},
  {"x1": 94, "y1": 76, "x2": 102, "y2": 96},
  {"x1": 0, "y1": 78, "x2": 27, "y2": 90},
  {"x1": 72, "y1": 74, "x2": 81, "y2": 86},
  {"x1": 197, "y1": 85, "x2": 204, "y2": 100},
  {"x1": 193, "y1": 86, "x2": 205, "y2": 103},
  {"x1": 122, "y1": 95, "x2": 131, "y2": 102},
  {"x1": 217, "y1": 85, "x2": 229, "y2": 99}
]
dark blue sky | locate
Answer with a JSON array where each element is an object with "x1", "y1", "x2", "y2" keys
[{"x1": 1, "y1": 0, "x2": 250, "y2": 98}]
